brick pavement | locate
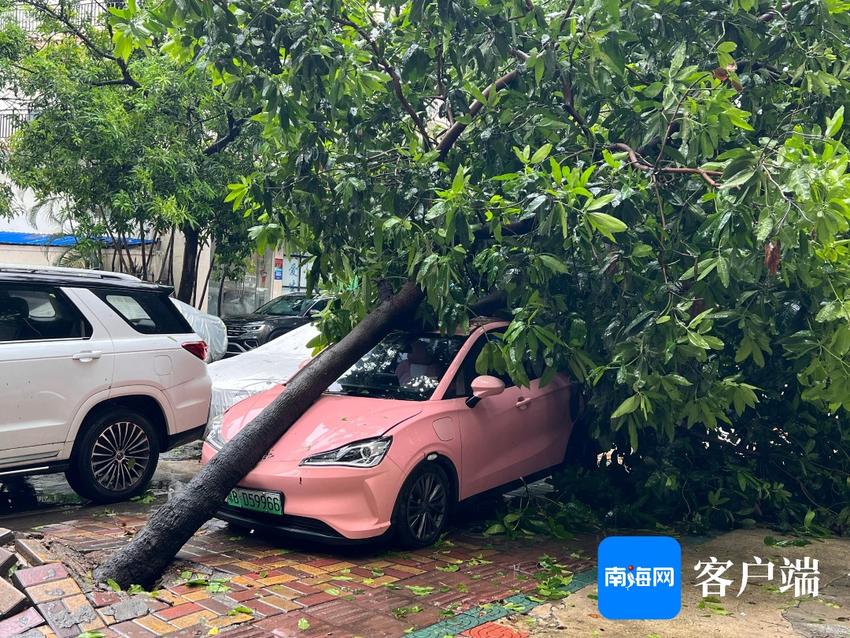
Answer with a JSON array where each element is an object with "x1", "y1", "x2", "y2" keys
[{"x1": 9, "y1": 512, "x2": 596, "y2": 637}]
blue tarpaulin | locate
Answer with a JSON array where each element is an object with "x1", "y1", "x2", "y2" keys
[{"x1": 0, "y1": 231, "x2": 151, "y2": 247}]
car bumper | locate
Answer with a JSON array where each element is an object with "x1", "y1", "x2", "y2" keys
[{"x1": 201, "y1": 442, "x2": 403, "y2": 540}]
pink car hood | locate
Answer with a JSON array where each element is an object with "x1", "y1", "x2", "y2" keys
[{"x1": 220, "y1": 386, "x2": 423, "y2": 462}]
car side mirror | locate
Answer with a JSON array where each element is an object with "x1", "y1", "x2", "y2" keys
[{"x1": 466, "y1": 375, "x2": 506, "y2": 408}]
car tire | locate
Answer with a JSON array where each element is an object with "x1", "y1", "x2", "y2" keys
[
  {"x1": 65, "y1": 408, "x2": 160, "y2": 503},
  {"x1": 393, "y1": 463, "x2": 451, "y2": 549}
]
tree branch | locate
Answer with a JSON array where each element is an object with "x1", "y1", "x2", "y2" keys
[
  {"x1": 437, "y1": 51, "x2": 529, "y2": 159},
  {"x1": 757, "y1": 2, "x2": 791, "y2": 22},
  {"x1": 610, "y1": 142, "x2": 722, "y2": 187},
  {"x1": 203, "y1": 108, "x2": 261, "y2": 156},
  {"x1": 333, "y1": 16, "x2": 432, "y2": 151},
  {"x1": 18, "y1": 0, "x2": 141, "y2": 88}
]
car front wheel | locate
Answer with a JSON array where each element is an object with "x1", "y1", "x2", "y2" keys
[
  {"x1": 393, "y1": 463, "x2": 451, "y2": 548},
  {"x1": 66, "y1": 408, "x2": 160, "y2": 503}
]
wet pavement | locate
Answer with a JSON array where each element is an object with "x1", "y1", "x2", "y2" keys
[
  {"x1": 0, "y1": 445, "x2": 597, "y2": 637},
  {"x1": 5, "y1": 450, "x2": 843, "y2": 637},
  {"x1": 0, "y1": 444, "x2": 203, "y2": 531}
]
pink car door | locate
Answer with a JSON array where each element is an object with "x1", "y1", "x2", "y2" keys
[{"x1": 445, "y1": 332, "x2": 573, "y2": 498}]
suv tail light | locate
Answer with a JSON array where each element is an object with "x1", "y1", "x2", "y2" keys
[{"x1": 183, "y1": 341, "x2": 208, "y2": 361}]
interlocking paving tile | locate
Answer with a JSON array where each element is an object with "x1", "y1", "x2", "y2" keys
[
  {"x1": 0, "y1": 607, "x2": 45, "y2": 637},
  {"x1": 0, "y1": 577, "x2": 28, "y2": 618},
  {"x1": 14, "y1": 539, "x2": 55, "y2": 567},
  {"x1": 13, "y1": 563, "x2": 69, "y2": 589},
  {"x1": 462, "y1": 621, "x2": 529, "y2": 638},
  {"x1": 31, "y1": 512, "x2": 599, "y2": 638}
]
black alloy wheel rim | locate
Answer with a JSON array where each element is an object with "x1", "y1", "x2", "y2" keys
[{"x1": 406, "y1": 471, "x2": 447, "y2": 541}]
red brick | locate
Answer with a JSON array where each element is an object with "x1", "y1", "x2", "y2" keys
[
  {"x1": 0, "y1": 578, "x2": 27, "y2": 619},
  {"x1": 294, "y1": 591, "x2": 337, "y2": 607},
  {"x1": 243, "y1": 598, "x2": 284, "y2": 617},
  {"x1": 90, "y1": 591, "x2": 122, "y2": 608},
  {"x1": 0, "y1": 607, "x2": 44, "y2": 636},
  {"x1": 14, "y1": 539, "x2": 54, "y2": 566},
  {"x1": 154, "y1": 601, "x2": 202, "y2": 620},
  {"x1": 195, "y1": 597, "x2": 233, "y2": 615},
  {"x1": 12, "y1": 563, "x2": 69, "y2": 589},
  {"x1": 109, "y1": 620, "x2": 157, "y2": 638},
  {"x1": 0, "y1": 551, "x2": 15, "y2": 579},
  {"x1": 229, "y1": 589, "x2": 258, "y2": 602}
]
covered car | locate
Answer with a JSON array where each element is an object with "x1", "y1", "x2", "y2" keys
[
  {"x1": 171, "y1": 298, "x2": 228, "y2": 362},
  {"x1": 206, "y1": 322, "x2": 319, "y2": 424}
]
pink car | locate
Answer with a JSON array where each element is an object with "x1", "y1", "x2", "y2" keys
[{"x1": 202, "y1": 321, "x2": 576, "y2": 547}]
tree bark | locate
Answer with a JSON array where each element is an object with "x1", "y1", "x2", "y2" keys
[
  {"x1": 94, "y1": 280, "x2": 424, "y2": 588},
  {"x1": 197, "y1": 252, "x2": 214, "y2": 310},
  {"x1": 177, "y1": 223, "x2": 199, "y2": 302}
]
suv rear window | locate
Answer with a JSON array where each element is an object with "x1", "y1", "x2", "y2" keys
[
  {"x1": 0, "y1": 285, "x2": 92, "y2": 342},
  {"x1": 96, "y1": 291, "x2": 192, "y2": 335}
]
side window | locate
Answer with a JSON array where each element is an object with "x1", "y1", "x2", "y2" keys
[
  {"x1": 308, "y1": 298, "x2": 328, "y2": 314},
  {"x1": 96, "y1": 291, "x2": 192, "y2": 335},
  {"x1": 0, "y1": 286, "x2": 91, "y2": 342},
  {"x1": 443, "y1": 332, "x2": 515, "y2": 399}
]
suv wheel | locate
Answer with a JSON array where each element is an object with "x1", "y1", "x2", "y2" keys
[
  {"x1": 66, "y1": 408, "x2": 160, "y2": 503},
  {"x1": 393, "y1": 463, "x2": 451, "y2": 549}
]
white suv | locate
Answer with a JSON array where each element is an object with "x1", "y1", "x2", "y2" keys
[{"x1": 0, "y1": 266, "x2": 212, "y2": 502}]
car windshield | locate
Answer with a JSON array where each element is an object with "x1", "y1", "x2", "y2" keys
[
  {"x1": 255, "y1": 295, "x2": 310, "y2": 316},
  {"x1": 327, "y1": 332, "x2": 466, "y2": 401}
]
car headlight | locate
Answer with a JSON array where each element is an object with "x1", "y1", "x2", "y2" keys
[
  {"x1": 204, "y1": 412, "x2": 226, "y2": 451},
  {"x1": 242, "y1": 322, "x2": 265, "y2": 332},
  {"x1": 300, "y1": 437, "x2": 392, "y2": 468}
]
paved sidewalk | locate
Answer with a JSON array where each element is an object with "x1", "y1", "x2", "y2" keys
[{"x1": 8, "y1": 508, "x2": 596, "y2": 637}]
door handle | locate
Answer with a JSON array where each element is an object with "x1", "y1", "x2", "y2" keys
[
  {"x1": 515, "y1": 396, "x2": 532, "y2": 410},
  {"x1": 72, "y1": 350, "x2": 102, "y2": 362}
]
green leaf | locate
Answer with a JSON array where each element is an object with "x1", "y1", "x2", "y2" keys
[
  {"x1": 530, "y1": 143, "x2": 552, "y2": 164},
  {"x1": 717, "y1": 41, "x2": 737, "y2": 53},
  {"x1": 716, "y1": 257, "x2": 729, "y2": 287},
  {"x1": 538, "y1": 254, "x2": 568, "y2": 274},
  {"x1": 826, "y1": 106, "x2": 845, "y2": 138},
  {"x1": 587, "y1": 212, "x2": 628, "y2": 241},
  {"x1": 670, "y1": 42, "x2": 686, "y2": 76},
  {"x1": 612, "y1": 395, "x2": 640, "y2": 419},
  {"x1": 298, "y1": 618, "x2": 310, "y2": 630},
  {"x1": 586, "y1": 194, "x2": 616, "y2": 211},
  {"x1": 721, "y1": 168, "x2": 755, "y2": 189},
  {"x1": 484, "y1": 523, "x2": 507, "y2": 535}
]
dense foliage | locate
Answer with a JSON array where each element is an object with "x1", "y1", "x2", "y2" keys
[
  {"x1": 115, "y1": 0, "x2": 850, "y2": 533},
  {"x1": 0, "y1": 0, "x2": 257, "y2": 300}
]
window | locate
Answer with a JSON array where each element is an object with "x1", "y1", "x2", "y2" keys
[
  {"x1": 443, "y1": 333, "x2": 516, "y2": 399},
  {"x1": 0, "y1": 286, "x2": 91, "y2": 342},
  {"x1": 327, "y1": 332, "x2": 466, "y2": 401},
  {"x1": 307, "y1": 298, "x2": 328, "y2": 314},
  {"x1": 96, "y1": 291, "x2": 192, "y2": 335},
  {"x1": 254, "y1": 295, "x2": 310, "y2": 317}
]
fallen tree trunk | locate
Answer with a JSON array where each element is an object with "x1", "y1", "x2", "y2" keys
[{"x1": 95, "y1": 281, "x2": 424, "y2": 588}]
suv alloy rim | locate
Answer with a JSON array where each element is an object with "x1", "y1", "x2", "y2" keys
[
  {"x1": 91, "y1": 421, "x2": 150, "y2": 492},
  {"x1": 406, "y1": 472, "x2": 447, "y2": 541}
]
